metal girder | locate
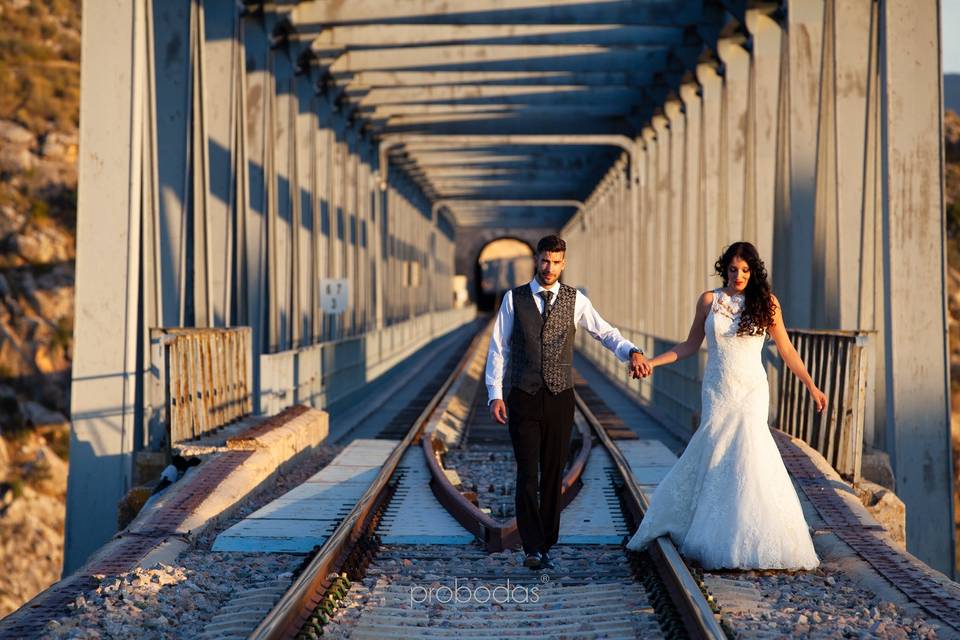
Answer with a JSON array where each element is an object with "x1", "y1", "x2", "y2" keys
[
  {"x1": 303, "y1": 24, "x2": 686, "y2": 47},
  {"x1": 403, "y1": 146, "x2": 612, "y2": 156},
  {"x1": 383, "y1": 134, "x2": 635, "y2": 153},
  {"x1": 394, "y1": 154, "x2": 537, "y2": 165},
  {"x1": 428, "y1": 179, "x2": 587, "y2": 190},
  {"x1": 458, "y1": 214, "x2": 570, "y2": 229},
  {"x1": 269, "y1": 1, "x2": 724, "y2": 215},
  {"x1": 356, "y1": 85, "x2": 644, "y2": 106},
  {"x1": 433, "y1": 198, "x2": 585, "y2": 227},
  {"x1": 456, "y1": 212, "x2": 572, "y2": 228},
  {"x1": 367, "y1": 103, "x2": 637, "y2": 118},
  {"x1": 379, "y1": 134, "x2": 636, "y2": 191},
  {"x1": 327, "y1": 45, "x2": 668, "y2": 74},
  {"x1": 407, "y1": 157, "x2": 603, "y2": 169},
  {"x1": 375, "y1": 114, "x2": 632, "y2": 131},
  {"x1": 289, "y1": 0, "x2": 710, "y2": 28},
  {"x1": 413, "y1": 167, "x2": 591, "y2": 178},
  {"x1": 434, "y1": 198, "x2": 584, "y2": 215},
  {"x1": 439, "y1": 187, "x2": 585, "y2": 197},
  {"x1": 343, "y1": 70, "x2": 658, "y2": 89}
]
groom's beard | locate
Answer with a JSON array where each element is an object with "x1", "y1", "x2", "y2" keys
[{"x1": 536, "y1": 271, "x2": 559, "y2": 286}]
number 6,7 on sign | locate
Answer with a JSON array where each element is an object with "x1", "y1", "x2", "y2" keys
[{"x1": 320, "y1": 278, "x2": 349, "y2": 315}]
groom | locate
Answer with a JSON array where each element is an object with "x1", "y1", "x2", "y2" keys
[{"x1": 486, "y1": 234, "x2": 650, "y2": 570}]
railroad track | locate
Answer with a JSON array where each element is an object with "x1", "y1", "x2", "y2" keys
[
  {"x1": 20, "y1": 318, "x2": 953, "y2": 639},
  {"x1": 249, "y1": 320, "x2": 728, "y2": 640}
]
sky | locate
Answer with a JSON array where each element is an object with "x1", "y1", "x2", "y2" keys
[{"x1": 947, "y1": 0, "x2": 960, "y2": 74}]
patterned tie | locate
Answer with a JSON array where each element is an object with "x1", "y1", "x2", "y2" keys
[{"x1": 539, "y1": 290, "x2": 553, "y2": 321}]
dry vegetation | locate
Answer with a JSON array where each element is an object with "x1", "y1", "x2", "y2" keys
[
  {"x1": 0, "y1": 0, "x2": 80, "y2": 132},
  {"x1": 0, "y1": 0, "x2": 80, "y2": 619},
  {"x1": 0, "y1": 0, "x2": 80, "y2": 232},
  {"x1": 946, "y1": 109, "x2": 960, "y2": 575}
]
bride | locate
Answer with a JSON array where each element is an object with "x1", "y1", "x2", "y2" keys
[{"x1": 626, "y1": 241, "x2": 825, "y2": 570}]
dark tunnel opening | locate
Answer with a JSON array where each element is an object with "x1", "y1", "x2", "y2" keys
[{"x1": 473, "y1": 237, "x2": 535, "y2": 312}]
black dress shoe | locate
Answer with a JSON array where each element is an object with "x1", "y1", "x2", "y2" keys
[
  {"x1": 523, "y1": 552, "x2": 542, "y2": 569},
  {"x1": 539, "y1": 552, "x2": 555, "y2": 570}
]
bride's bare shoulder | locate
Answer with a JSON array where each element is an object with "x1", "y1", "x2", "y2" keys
[{"x1": 699, "y1": 290, "x2": 715, "y2": 306}]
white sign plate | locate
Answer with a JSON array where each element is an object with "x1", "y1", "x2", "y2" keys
[{"x1": 320, "y1": 279, "x2": 349, "y2": 314}]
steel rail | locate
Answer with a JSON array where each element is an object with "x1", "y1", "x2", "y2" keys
[
  {"x1": 249, "y1": 323, "x2": 489, "y2": 640},
  {"x1": 574, "y1": 391, "x2": 727, "y2": 640}
]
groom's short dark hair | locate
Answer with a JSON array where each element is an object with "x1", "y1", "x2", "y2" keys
[{"x1": 536, "y1": 235, "x2": 566, "y2": 255}]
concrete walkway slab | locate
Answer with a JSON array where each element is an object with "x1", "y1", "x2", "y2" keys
[
  {"x1": 559, "y1": 447, "x2": 628, "y2": 544},
  {"x1": 377, "y1": 448, "x2": 475, "y2": 545},
  {"x1": 213, "y1": 439, "x2": 400, "y2": 552}
]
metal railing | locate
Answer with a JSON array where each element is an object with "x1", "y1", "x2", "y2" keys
[
  {"x1": 577, "y1": 325, "x2": 870, "y2": 483},
  {"x1": 153, "y1": 327, "x2": 253, "y2": 444},
  {"x1": 776, "y1": 329, "x2": 869, "y2": 483}
]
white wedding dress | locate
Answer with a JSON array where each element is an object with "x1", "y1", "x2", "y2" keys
[{"x1": 626, "y1": 289, "x2": 819, "y2": 570}]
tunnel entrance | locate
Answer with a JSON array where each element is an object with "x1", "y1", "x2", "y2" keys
[{"x1": 474, "y1": 238, "x2": 535, "y2": 312}]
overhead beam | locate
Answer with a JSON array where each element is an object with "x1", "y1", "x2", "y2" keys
[
  {"x1": 367, "y1": 103, "x2": 637, "y2": 118},
  {"x1": 290, "y1": 0, "x2": 710, "y2": 28},
  {"x1": 357, "y1": 85, "x2": 644, "y2": 106},
  {"x1": 396, "y1": 154, "x2": 536, "y2": 165},
  {"x1": 373, "y1": 116, "x2": 633, "y2": 136},
  {"x1": 327, "y1": 45, "x2": 668, "y2": 74},
  {"x1": 304, "y1": 23, "x2": 686, "y2": 47},
  {"x1": 427, "y1": 177, "x2": 588, "y2": 187},
  {"x1": 374, "y1": 113, "x2": 632, "y2": 126},
  {"x1": 439, "y1": 187, "x2": 584, "y2": 194},
  {"x1": 432, "y1": 198, "x2": 585, "y2": 224},
  {"x1": 379, "y1": 134, "x2": 636, "y2": 190},
  {"x1": 457, "y1": 215, "x2": 572, "y2": 229},
  {"x1": 343, "y1": 70, "x2": 658, "y2": 89},
  {"x1": 414, "y1": 167, "x2": 591, "y2": 178},
  {"x1": 406, "y1": 156, "x2": 604, "y2": 169}
]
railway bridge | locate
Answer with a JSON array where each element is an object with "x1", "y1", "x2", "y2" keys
[{"x1": 19, "y1": 0, "x2": 955, "y2": 637}]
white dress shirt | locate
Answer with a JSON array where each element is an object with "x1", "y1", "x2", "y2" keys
[{"x1": 485, "y1": 279, "x2": 639, "y2": 403}]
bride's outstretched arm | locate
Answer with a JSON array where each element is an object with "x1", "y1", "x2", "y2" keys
[
  {"x1": 769, "y1": 295, "x2": 827, "y2": 412},
  {"x1": 647, "y1": 292, "x2": 712, "y2": 369}
]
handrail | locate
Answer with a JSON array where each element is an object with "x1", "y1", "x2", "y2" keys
[
  {"x1": 579, "y1": 324, "x2": 872, "y2": 483},
  {"x1": 574, "y1": 392, "x2": 726, "y2": 640},
  {"x1": 152, "y1": 326, "x2": 252, "y2": 444},
  {"x1": 775, "y1": 329, "x2": 869, "y2": 482}
]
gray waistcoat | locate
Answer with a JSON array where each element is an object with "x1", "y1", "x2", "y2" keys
[{"x1": 510, "y1": 283, "x2": 577, "y2": 395}]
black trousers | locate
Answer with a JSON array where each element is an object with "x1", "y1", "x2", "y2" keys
[{"x1": 507, "y1": 386, "x2": 575, "y2": 555}]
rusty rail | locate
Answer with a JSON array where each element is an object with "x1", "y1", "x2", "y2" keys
[
  {"x1": 153, "y1": 327, "x2": 252, "y2": 444},
  {"x1": 249, "y1": 323, "x2": 485, "y2": 640},
  {"x1": 420, "y1": 399, "x2": 591, "y2": 552},
  {"x1": 775, "y1": 329, "x2": 869, "y2": 482}
]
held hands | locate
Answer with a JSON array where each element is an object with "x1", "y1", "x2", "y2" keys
[
  {"x1": 809, "y1": 385, "x2": 827, "y2": 413},
  {"x1": 490, "y1": 399, "x2": 508, "y2": 425},
  {"x1": 630, "y1": 352, "x2": 653, "y2": 379}
]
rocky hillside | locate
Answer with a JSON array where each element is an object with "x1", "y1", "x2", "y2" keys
[
  {"x1": 946, "y1": 109, "x2": 960, "y2": 575},
  {"x1": 0, "y1": 0, "x2": 79, "y2": 619}
]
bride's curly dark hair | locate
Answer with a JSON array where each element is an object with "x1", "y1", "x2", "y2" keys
[{"x1": 714, "y1": 242, "x2": 777, "y2": 336}]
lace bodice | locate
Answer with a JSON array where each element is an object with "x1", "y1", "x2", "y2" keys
[{"x1": 703, "y1": 288, "x2": 767, "y2": 396}]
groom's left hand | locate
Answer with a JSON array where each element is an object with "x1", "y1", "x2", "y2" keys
[{"x1": 630, "y1": 352, "x2": 651, "y2": 378}]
